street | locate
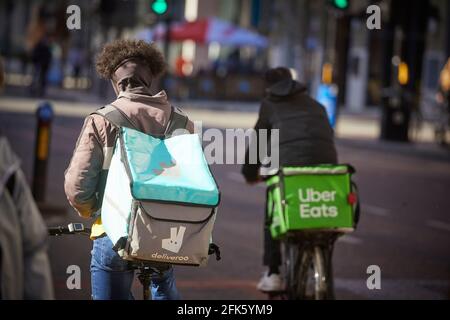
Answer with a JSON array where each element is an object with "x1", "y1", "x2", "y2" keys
[{"x1": 0, "y1": 106, "x2": 449, "y2": 300}]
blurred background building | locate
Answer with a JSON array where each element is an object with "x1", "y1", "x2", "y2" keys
[{"x1": 0, "y1": 0, "x2": 449, "y2": 141}]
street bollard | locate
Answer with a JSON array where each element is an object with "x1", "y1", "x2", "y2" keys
[{"x1": 32, "y1": 101, "x2": 54, "y2": 203}]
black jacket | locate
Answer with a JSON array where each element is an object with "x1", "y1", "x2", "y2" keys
[{"x1": 242, "y1": 79, "x2": 338, "y2": 182}]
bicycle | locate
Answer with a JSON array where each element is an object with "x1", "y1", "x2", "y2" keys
[
  {"x1": 279, "y1": 231, "x2": 341, "y2": 300},
  {"x1": 48, "y1": 222, "x2": 171, "y2": 300},
  {"x1": 263, "y1": 230, "x2": 341, "y2": 300},
  {"x1": 262, "y1": 165, "x2": 359, "y2": 300}
]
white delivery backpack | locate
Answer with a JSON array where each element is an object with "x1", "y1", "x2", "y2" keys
[{"x1": 93, "y1": 105, "x2": 221, "y2": 267}]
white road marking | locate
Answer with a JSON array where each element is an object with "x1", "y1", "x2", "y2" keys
[
  {"x1": 0, "y1": 97, "x2": 95, "y2": 118},
  {"x1": 0, "y1": 97, "x2": 436, "y2": 142},
  {"x1": 0, "y1": 97, "x2": 258, "y2": 128},
  {"x1": 426, "y1": 219, "x2": 450, "y2": 233},
  {"x1": 338, "y1": 235, "x2": 363, "y2": 245},
  {"x1": 226, "y1": 172, "x2": 265, "y2": 188},
  {"x1": 363, "y1": 204, "x2": 390, "y2": 216}
]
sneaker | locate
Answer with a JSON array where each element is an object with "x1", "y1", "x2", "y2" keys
[{"x1": 257, "y1": 271, "x2": 283, "y2": 292}]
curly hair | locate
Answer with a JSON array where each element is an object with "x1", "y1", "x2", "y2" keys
[{"x1": 95, "y1": 39, "x2": 166, "y2": 79}]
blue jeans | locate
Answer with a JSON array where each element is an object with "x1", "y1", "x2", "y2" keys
[{"x1": 90, "y1": 235, "x2": 180, "y2": 300}]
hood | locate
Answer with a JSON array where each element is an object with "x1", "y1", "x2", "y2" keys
[
  {"x1": 110, "y1": 90, "x2": 174, "y2": 136},
  {"x1": 111, "y1": 58, "x2": 153, "y2": 96},
  {"x1": 266, "y1": 79, "x2": 307, "y2": 99},
  {"x1": 108, "y1": 58, "x2": 173, "y2": 135},
  {"x1": 0, "y1": 136, "x2": 21, "y2": 195}
]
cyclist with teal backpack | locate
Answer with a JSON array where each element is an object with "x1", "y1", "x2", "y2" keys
[
  {"x1": 242, "y1": 67, "x2": 338, "y2": 293},
  {"x1": 64, "y1": 40, "x2": 195, "y2": 300}
]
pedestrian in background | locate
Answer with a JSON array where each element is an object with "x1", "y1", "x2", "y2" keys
[{"x1": 25, "y1": 4, "x2": 52, "y2": 97}]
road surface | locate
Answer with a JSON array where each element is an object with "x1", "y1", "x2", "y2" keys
[{"x1": 0, "y1": 110, "x2": 449, "y2": 300}]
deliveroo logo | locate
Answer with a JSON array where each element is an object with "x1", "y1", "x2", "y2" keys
[
  {"x1": 298, "y1": 188, "x2": 338, "y2": 218},
  {"x1": 162, "y1": 226, "x2": 186, "y2": 253}
]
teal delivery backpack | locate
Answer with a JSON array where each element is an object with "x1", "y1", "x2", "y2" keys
[{"x1": 94, "y1": 105, "x2": 220, "y2": 267}]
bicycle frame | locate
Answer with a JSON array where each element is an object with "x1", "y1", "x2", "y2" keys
[{"x1": 263, "y1": 231, "x2": 341, "y2": 300}]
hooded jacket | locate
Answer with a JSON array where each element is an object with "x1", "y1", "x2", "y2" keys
[
  {"x1": 0, "y1": 136, "x2": 54, "y2": 299},
  {"x1": 64, "y1": 59, "x2": 194, "y2": 238},
  {"x1": 242, "y1": 79, "x2": 338, "y2": 182}
]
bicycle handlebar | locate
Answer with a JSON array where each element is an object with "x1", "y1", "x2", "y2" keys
[{"x1": 48, "y1": 223, "x2": 91, "y2": 236}]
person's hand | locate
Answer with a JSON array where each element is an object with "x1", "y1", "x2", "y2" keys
[{"x1": 245, "y1": 175, "x2": 262, "y2": 185}]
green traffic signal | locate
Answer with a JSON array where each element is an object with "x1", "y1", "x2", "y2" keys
[
  {"x1": 152, "y1": 0, "x2": 168, "y2": 15},
  {"x1": 333, "y1": 0, "x2": 349, "y2": 10}
]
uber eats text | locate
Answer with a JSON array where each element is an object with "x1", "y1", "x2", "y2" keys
[{"x1": 298, "y1": 188, "x2": 338, "y2": 218}]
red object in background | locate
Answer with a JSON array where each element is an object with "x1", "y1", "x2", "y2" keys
[
  {"x1": 170, "y1": 19, "x2": 209, "y2": 43},
  {"x1": 175, "y1": 56, "x2": 186, "y2": 76},
  {"x1": 148, "y1": 17, "x2": 268, "y2": 48},
  {"x1": 347, "y1": 192, "x2": 357, "y2": 205}
]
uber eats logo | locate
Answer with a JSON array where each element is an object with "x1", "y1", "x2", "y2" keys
[{"x1": 298, "y1": 188, "x2": 338, "y2": 218}]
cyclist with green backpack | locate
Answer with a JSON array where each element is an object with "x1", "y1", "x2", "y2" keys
[
  {"x1": 64, "y1": 40, "x2": 194, "y2": 300},
  {"x1": 242, "y1": 67, "x2": 338, "y2": 292}
]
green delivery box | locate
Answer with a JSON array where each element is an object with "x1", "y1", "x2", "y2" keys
[{"x1": 266, "y1": 165, "x2": 358, "y2": 239}]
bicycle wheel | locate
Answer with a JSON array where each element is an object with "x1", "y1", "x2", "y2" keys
[
  {"x1": 284, "y1": 241, "x2": 334, "y2": 300},
  {"x1": 282, "y1": 240, "x2": 298, "y2": 299}
]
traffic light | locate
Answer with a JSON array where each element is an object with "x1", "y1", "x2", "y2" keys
[
  {"x1": 330, "y1": 0, "x2": 350, "y2": 10},
  {"x1": 321, "y1": 63, "x2": 333, "y2": 84},
  {"x1": 151, "y1": 0, "x2": 168, "y2": 15},
  {"x1": 398, "y1": 62, "x2": 409, "y2": 86}
]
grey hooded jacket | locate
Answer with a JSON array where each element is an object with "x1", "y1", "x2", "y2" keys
[
  {"x1": 64, "y1": 59, "x2": 194, "y2": 239},
  {"x1": 0, "y1": 136, "x2": 54, "y2": 299}
]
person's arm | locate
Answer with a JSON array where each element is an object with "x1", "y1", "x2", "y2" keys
[
  {"x1": 1, "y1": 136, "x2": 54, "y2": 299},
  {"x1": 64, "y1": 116, "x2": 104, "y2": 218},
  {"x1": 14, "y1": 169, "x2": 55, "y2": 300},
  {"x1": 242, "y1": 101, "x2": 271, "y2": 183}
]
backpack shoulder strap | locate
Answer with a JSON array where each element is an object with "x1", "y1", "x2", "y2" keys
[
  {"x1": 93, "y1": 104, "x2": 188, "y2": 136},
  {"x1": 90, "y1": 104, "x2": 137, "y2": 215},
  {"x1": 91, "y1": 104, "x2": 138, "y2": 130},
  {"x1": 164, "y1": 106, "x2": 188, "y2": 136}
]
